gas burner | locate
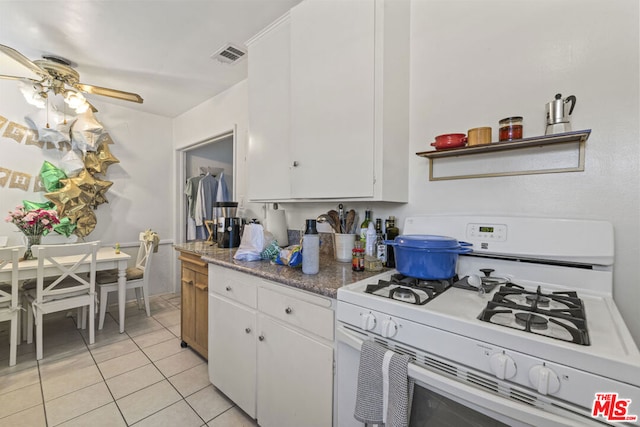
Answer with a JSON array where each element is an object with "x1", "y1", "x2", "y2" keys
[
  {"x1": 515, "y1": 312, "x2": 548, "y2": 330},
  {"x1": 364, "y1": 274, "x2": 453, "y2": 305},
  {"x1": 525, "y1": 294, "x2": 550, "y2": 307},
  {"x1": 390, "y1": 287, "x2": 417, "y2": 303}
]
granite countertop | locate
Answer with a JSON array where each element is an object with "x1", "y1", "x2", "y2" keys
[{"x1": 174, "y1": 241, "x2": 390, "y2": 299}]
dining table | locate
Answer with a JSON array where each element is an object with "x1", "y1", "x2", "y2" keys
[{"x1": 0, "y1": 246, "x2": 132, "y2": 333}]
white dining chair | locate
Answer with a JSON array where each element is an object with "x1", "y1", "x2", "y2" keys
[
  {"x1": 24, "y1": 241, "x2": 99, "y2": 360},
  {"x1": 97, "y1": 232, "x2": 154, "y2": 330},
  {"x1": 0, "y1": 247, "x2": 22, "y2": 366}
]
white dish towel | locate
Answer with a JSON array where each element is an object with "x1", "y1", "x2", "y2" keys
[{"x1": 354, "y1": 340, "x2": 414, "y2": 427}]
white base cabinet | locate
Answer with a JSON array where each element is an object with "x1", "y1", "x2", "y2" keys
[
  {"x1": 208, "y1": 264, "x2": 335, "y2": 427},
  {"x1": 209, "y1": 295, "x2": 257, "y2": 418}
]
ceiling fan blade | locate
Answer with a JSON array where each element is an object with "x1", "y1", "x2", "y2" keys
[
  {"x1": 0, "y1": 44, "x2": 48, "y2": 78},
  {"x1": 0, "y1": 74, "x2": 40, "y2": 81},
  {"x1": 74, "y1": 82, "x2": 143, "y2": 104}
]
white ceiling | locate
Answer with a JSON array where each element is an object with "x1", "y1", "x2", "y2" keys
[{"x1": 0, "y1": 0, "x2": 302, "y2": 118}]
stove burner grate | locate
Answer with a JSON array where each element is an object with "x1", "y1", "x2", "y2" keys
[
  {"x1": 364, "y1": 273, "x2": 453, "y2": 305},
  {"x1": 478, "y1": 284, "x2": 590, "y2": 345},
  {"x1": 515, "y1": 312, "x2": 548, "y2": 330}
]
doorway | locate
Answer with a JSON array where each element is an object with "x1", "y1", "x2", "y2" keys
[{"x1": 176, "y1": 129, "x2": 237, "y2": 245}]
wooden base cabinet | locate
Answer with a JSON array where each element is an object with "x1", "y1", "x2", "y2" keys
[
  {"x1": 178, "y1": 251, "x2": 208, "y2": 359},
  {"x1": 208, "y1": 264, "x2": 335, "y2": 427}
]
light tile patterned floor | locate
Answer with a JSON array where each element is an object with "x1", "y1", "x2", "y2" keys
[{"x1": 0, "y1": 293, "x2": 258, "y2": 427}]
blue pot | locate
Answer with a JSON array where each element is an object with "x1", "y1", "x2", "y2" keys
[{"x1": 385, "y1": 235, "x2": 472, "y2": 280}]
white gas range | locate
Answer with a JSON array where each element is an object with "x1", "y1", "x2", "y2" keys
[{"x1": 336, "y1": 215, "x2": 640, "y2": 426}]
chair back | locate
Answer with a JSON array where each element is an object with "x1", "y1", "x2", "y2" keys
[
  {"x1": 0, "y1": 246, "x2": 21, "y2": 308},
  {"x1": 32, "y1": 241, "x2": 100, "y2": 302},
  {"x1": 135, "y1": 232, "x2": 155, "y2": 274}
]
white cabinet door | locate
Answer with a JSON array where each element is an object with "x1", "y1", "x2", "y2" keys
[
  {"x1": 290, "y1": 0, "x2": 375, "y2": 199},
  {"x1": 210, "y1": 295, "x2": 257, "y2": 418},
  {"x1": 257, "y1": 315, "x2": 333, "y2": 427},
  {"x1": 247, "y1": 15, "x2": 292, "y2": 201}
]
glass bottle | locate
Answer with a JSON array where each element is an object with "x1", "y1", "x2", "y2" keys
[
  {"x1": 384, "y1": 216, "x2": 399, "y2": 268},
  {"x1": 375, "y1": 218, "x2": 386, "y2": 263},
  {"x1": 359, "y1": 210, "x2": 372, "y2": 243},
  {"x1": 364, "y1": 222, "x2": 382, "y2": 271},
  {"x1": 302, "y1": 219, "x2": 319, "y2": 275}
]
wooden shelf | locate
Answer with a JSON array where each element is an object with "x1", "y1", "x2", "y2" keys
[{"x1": 416, "y1": 130, "x2": 590, "y2": 181}]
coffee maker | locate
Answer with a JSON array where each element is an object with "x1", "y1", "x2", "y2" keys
[
  {"x1": 214, "y1": 201, "x2": 240, "y2": 248},
  {"x1": 545, "y1": 93, "x2": 577, "y2": 135}
]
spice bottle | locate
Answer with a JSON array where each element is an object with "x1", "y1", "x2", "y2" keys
[
  {"x1": 302, "y1": 219, "x2": 319, "y2": 275},
  {"x1": 352, "y1": 241, "x2": 365, "y2": 272}
]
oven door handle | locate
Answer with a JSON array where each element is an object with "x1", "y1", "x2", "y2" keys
[{"x1": 336, "y1": 325, "x2": 599, "y2": 427}]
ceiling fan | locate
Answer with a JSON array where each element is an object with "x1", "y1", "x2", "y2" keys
[{"x1": 0, "y1": 44, "x2": 143, "y2": 107}]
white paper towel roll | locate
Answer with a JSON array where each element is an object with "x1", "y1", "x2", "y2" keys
[{"x1": 266, "y1": 209, "x2": 288, "y2": 247}]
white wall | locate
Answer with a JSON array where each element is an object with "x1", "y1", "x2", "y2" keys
[
  {"x1": 406, "y1": 0, "x2": 640, "y2": 342},
  {"x1": 0, "y1": 80, "x2": 175, "y2": 297}
]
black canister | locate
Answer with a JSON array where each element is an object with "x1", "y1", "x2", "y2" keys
[{"x1": 217, "y1": 217, "x2": 241, "y2": 248}]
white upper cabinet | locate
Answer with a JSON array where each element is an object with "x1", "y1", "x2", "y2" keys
[
  {"x1": 247, "y1": 0, "x2": 409, "y2": 202},
  {"x1": 247, "y1": 14, "x2": 292, "y2": 202},
  {"x1": 289, "y1": 0, "x2": 375, "y2": 199}
]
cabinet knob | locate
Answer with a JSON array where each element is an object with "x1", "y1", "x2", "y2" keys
[
  {"x1": 245, "y1": 328, "x2": 251, "y2": 334},
  {"x1": 225, "y1": 286, "x2": 231, "y2": 291},
  {"x1": 258, "y1": 335, "x2": 265, "y2": 341},
  {"x1": 285, "y1": 307, "x2": 293, "y2": 314},
  {"x1": 292, "y1": 161, "x2": 299, "y2": 167}
]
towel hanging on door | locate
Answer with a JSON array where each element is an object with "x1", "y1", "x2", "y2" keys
[{"x1": 354, "y1": 340, "x2": 414, "y2": 427}]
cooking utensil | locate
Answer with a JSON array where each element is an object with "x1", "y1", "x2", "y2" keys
[
  {"x1": 328, "y1": 210, "x2": 341, "y2": 233},
  {"x1": 545, "y1": 93, "x2": 576, "y2": 135},
  {"x1": 345, "y1": 209, "x2": 356, "y2": 235},
  {"x1": 385, "y1": 234, "x2": 472, "y2": 280},
  {"x1": 430, "y1": 133, "x2": 467, "y2": 150},
  {"x1": 338, "y1": 204, "x2": 346, "y2": 233}
]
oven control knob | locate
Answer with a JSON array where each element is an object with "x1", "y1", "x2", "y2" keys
[
  {"x1": 360, "y1": 313, "x2": 377, "y2": 331},
  {"x1": 381, "y1": 318, "x2": 398, "y2": 338},
  {"x1": 529, "y1": 365, "x2": 561, "y2": 395},
  {"x1": 489, "y1": 352, "x2": 516, "y2": 380}
]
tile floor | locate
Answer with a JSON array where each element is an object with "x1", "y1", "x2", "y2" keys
[{"x1": 0, "y1": 293, "x2": 258, "y2": 427}]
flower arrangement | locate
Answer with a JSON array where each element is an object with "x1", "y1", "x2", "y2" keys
[
  {"x1": 5, "y1": 206, "x2": 61, "y2": 259},
  {"x1": 5, "y1": 205, "x2": 60, "y2": 236}
]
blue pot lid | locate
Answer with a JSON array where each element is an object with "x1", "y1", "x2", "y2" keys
[{"x1": 394, "y1": 234, "x2": 460, "y2": 249}]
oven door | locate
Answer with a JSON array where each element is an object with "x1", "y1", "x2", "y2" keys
[{"x1": 336, "y1": 324, "x2": 604, "y2": 427}]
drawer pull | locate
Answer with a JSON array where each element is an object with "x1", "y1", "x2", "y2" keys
[
  {"x1": 245, "y1": 328, "x2": 251, "y2": 334},
  {"x1": 258, "y1": 335, "x2": 265, "y2": 341},
  {"x1": 181, "y1": 279, "x2": 194, "y2": 286},
  {"x1": 195, "y1": 283, "x2": 208, "y2": 291},
  {"x1": 225, "y1": 286, "x2": 231, "y2": 291},
  {"x1": 285, "y1": 307, "x2": 293, "y2": 314}
]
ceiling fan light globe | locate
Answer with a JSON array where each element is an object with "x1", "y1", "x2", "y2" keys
[
  {"x1": 64, "y1": 90, "x2": 86, "y2": 110},
  {"x1": 74, "y1": 101, "x2": 89, "y2": 114}
]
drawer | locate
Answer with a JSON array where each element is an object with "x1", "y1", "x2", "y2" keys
[
  {"x1": 210, "y1": 266, "x2": 258, "y2": 309},
  {"x1": 178, "y1": 251, "x2": 208, "y2": 275},
  {"x1": 258, "y1": 286, "x2": 334, "y2": 341}
]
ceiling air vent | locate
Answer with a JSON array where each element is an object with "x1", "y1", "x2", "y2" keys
[{"x1": 211, "y1": 43, "x2": 247, "y2": 64}]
